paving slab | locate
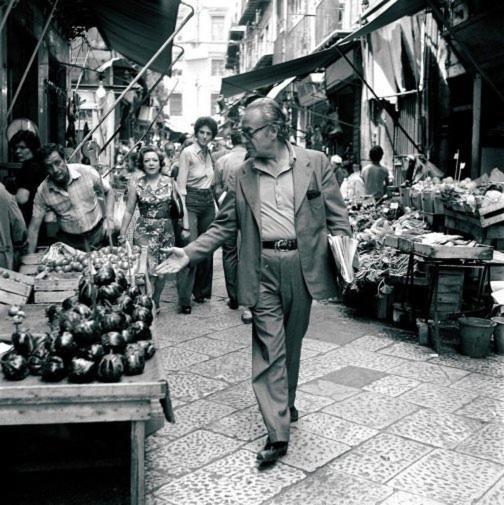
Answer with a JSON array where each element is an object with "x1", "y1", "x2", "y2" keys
[
  {"x1": 378, "y1": 341, "x2": 435, "y2": 361},
  {"x1": 298, "y1": 379, "x2": 360, "y2": 401},
  {"x1": 319, "y1": 365, "x2": 387, "y2": 388},
  {"x1": 364, "y1": 375, "x2": 420, "y2": 397},
  {"x1": 305, "y1": 319, "x2": 365, "y2": 345},
  {"x1": 429, "y1": 354, "x2": 504, "y2": 378},
  {"x1": 302, "y1": 337, "x2": 340, "y2": 353},
  {"x1": 264, "y1": 468, "x2": 393, "y2": 505},
  {"x1": 208, "y1": 405, "x2": 267, "y2": 442},
  {"x1": 206, "y1": 380, "x2": 257, "y2": 410},
  {"x1": 187, "y1": 349, "x2": 251, "y2": 383},
  {"x1": 379, "y1": 490, "x2": 447, "y2": 505},
  {"x1": 450, "y1": 372, "x2": 504, "y2": 400},
  {"x1": 174, "y1": 335, "x2": 247, "y2": 357},
  {"x1": 388, "y1": 448, "x2": 504, "y2": 505},
  {"x1": 455, "y1": 395, "x2": 504, "y2": 422},
  {"x1": 389, "y1": 360, "x2": 469, "y2": 386},
  {"x1": 398, "y1": 383, "x2": 478, "y2": 412},
  {"x1": 328, "y1": 433, "x2": 432, "y2": 484},
  {"x1": 345, "y1": 334, "x2": 393, "y2": 351},
  {"x1": 477, "y1": 476, "x2": 504, "y2": 505},
  {"x1": 388, "y1": 408, "x2": 483, "y2": 449},
  {"x1": 294, "y1": 389, "x2": 335, "y2": 416},
  {"x1": 456, "y1": 423, "x2": 504, "y2": 465},
  {"x1": 149, "y1": 450, "x2": 305, "y2": 505},
  {"x1": 165, "y1": 371, "x2": 228, "y2": 402},
  {"x1": 323, "y1": 347, "x2": 408, "y2": 372},
  {"x1": 295, "y1": 412, "x2": 378, "y2": 446},
  {"x1": 160, "y1": 347, "x2": 210, "y2": 372},
  {"x1": 146, "y1": 429, "x2": 242, "y2": 478},
  {"x1": 323, "y1": 391, "x2": 418, "y2": 429}
]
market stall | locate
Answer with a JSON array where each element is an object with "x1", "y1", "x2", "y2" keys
[{"x1": 0, "y1": 249, "x2": 170, "y2": 505}]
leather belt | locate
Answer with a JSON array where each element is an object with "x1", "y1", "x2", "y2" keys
[{"x1": 262, "y1": 239, "x2": 297, "y2": 251}]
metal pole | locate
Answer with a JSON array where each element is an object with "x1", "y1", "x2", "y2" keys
[
  {"x1": 98, "y1": 46, "x2": 185, "y2": 155},
  {"x1": 6, "y1": 0, "x2": 60, "y2": 119},
  {"x1": 332, "y1": 43, "x2": 423, "y2": 153},
  {"x1": 69, "y1": 1, "x2": 195, "y2": 161},
  {"x1": 0, "y1": 0, "x2": 17, "y2": 36}
]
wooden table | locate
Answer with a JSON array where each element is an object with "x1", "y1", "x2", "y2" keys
[{"x1": 0, "y1": 306, "x2": 167, "y2": 505}]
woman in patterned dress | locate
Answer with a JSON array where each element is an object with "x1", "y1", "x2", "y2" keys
[{"x1": 119, "y1": 146, "x2": 189, "y2": 312}]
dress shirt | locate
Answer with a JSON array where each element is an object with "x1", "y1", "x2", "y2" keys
[
  {"x1": 254, "y1": 144, "x2": 296, "y2": 241},
  {"x1": 177, "y1": 142, "x2": 214, "y2": 195},
  {"x1": 32, "y1": 164, "x2": 110, "y2": 234}
]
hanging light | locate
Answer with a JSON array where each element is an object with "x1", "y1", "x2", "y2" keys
[{"x1": 95, "y1": 77, "x2": 106, "y2": 101}]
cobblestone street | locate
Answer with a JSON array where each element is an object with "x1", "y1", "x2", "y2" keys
[{"x1": 146, "y1": 253, "x2": 504, "y2": 505}]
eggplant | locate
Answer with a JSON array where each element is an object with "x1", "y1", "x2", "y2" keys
[
  {"x1": 54, "y1": 331, "x2": 78, "y2": 359},
  {"x1": 1, "y1": 353, "x2": 29, "y2": 380},
  {"x1": 11, "y1": 331, "x2": 35, "y2": 357},
  {"x1": 78, "y1": 276, "x2": 97, "y2": 306},
  {"x1": 78, "y1": 343, "x2": 106, "y2": 363},
  {"x1": 100, "y1": 312, "x2": 125, "y2": 332},
  {"x1": 101, "y1": 332, "x2": 127, "y2": 353},
  {"x1": 94, "y1": 265, "x2": 116, "y2": 286},
  {"x1": 130, "y1": 321, "x2": 152, "y2": 341},
  {"x1": 28, "y1": 345, "x2": 49, "y2": 375},
  {"x1": 124, "y1": 350, "x2": 145, "y2": 376},
  {"x1": 62, "y1": 295, "x2": 79, "y2": 311},
  {"x1": 59, "y1": 310, "x2": 82, "y2": 333},
  {"x1": 134, "y1": 295, "x2": 154, "y2": 311},
  {"x1": 131, "y1": 306, "x2": 153, "y2": 327},
  {"x1": 97, "y1": 353, "x2": 124, "y2": 382},
  {"x1": 73, "y1": 319, "x2": 101, "y2": 346},
  {"x1": 118, "y1": 295, "x2": 134, "y2": 314},
  {"x1": 116, "y1": 270, "x2": 129, "y2": 290},
  {"x1": 121, "y1": 328, "x2": 134, "y2": 344},
  {"x1": 45, "y1": 304, "x2": 62, "y2": 324},
  {"x1": 97, "y1": 283, "x2": 122, "y2": 303},
  {"x1": 127, "y1": 285, "x2": 142, "y2": 298},
  {"x1": 41, "y1": 355, "x2": 67, "y2": 382},
  {"x1": 34, "y1": 333, "x2": 53, "y2": 351},
  {"x1": 73, "y1": 303, "x2": 92, "y2": 318},
  {"x1": 68, "y1": 357, "x2": 95, "y2": 383},
  {"x1": 137, "y1": 340, "x2": 156, "y2": 360}
]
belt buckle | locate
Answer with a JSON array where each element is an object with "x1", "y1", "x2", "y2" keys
[{"x1": 275, "y1": 239, "x2": 289, "y2": 251}]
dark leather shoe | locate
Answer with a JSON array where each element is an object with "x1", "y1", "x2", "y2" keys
[
  {"x1": 256, "y1": 440, "x2": 288, "y2": 465},
  {"x1": 290, "y1": 406, "x2": 299, "y2": 422},
  {"x1": 178, "y1": 305, "x2": 191, "y2": 314},
  {"x1": 227, "y1": 299, "x2": 239, "y2": 310},
  {"x1": 194, "y1": 296, "x2": 205, "y2": 304}
]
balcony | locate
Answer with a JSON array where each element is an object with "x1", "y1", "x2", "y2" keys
[
  {"x1": 315, "y1": 0, "x2": 345, "y2": 45},
  {"x1": 239, "y1": 0, "x2": 271, "y2": 26},
  {"x1": 283, "y1": 15, "x2": 315, "y2": 62}
]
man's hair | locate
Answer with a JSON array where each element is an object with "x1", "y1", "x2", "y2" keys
[
  {"x1": 11, "y1": 130, "x2": 41, "y2": 153},
  {"x1": 230, "y1": 130, "x2": 242, "y2": 147},
  {"x1": 40, "y1": 143, "x2": 66, "y2": 164},
  {"x1": 194, "y1": 116, "x2": 218, "y2": 139},
  {"x1": 369, "y1": 145, "x2": 384, "y2": 163},
  {"x1": 137, "y1": 146, "x2": 165, "y2": 171},
  {"x1": 246, "y1": 97, "x2": 289, "y2": 142}
]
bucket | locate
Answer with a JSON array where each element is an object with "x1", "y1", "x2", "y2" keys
[
  {"x1": 459, "y1": 317, "x2": 496, "y2": 358},
  {"x1": 492, "y1": 317, "x2": 504, "y2": 355}
]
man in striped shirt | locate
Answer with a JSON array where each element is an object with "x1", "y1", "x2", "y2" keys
[{"x1": 27, "y1": 144, "x2": 114, "y2": 252}]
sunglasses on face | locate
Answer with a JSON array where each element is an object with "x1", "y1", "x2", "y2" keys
[{"x1": 240, "y1": 123, "x2": 270, "y2": 139}]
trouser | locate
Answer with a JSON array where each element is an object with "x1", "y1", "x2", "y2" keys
[
  {"x1": 57, "y1": 219, "x2": 105, "y2": 251},
  {"x1": 251, "y1": 249, "x2": 312, "y2": 443},
  {"x1": 177, "y1": 188, "x2": 215, "y2": 306},
  {"x1": 222, "y1": 232, "x2": 238, "y2": 303}
]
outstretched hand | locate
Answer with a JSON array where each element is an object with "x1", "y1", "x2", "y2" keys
[{"x1": 155, "y1": 247, "x2": 190, "y2": 275}]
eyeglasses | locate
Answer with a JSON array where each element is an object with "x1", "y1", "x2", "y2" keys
[{"x1": 240, "y1": 123, "x2": 270, "y2": 139}]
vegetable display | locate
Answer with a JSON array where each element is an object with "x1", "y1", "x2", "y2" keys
[{"x1": 1, "y1": 262, "x2": 156, "y2": 383}]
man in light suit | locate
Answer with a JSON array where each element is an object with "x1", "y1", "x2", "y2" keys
[{"x1": 156, "y1": 98, "x2": 351, "y2": 467}]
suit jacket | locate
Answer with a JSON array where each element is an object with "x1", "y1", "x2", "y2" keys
[{"x1": 184, "y1": 144, "x2": 352, "y2": 308}]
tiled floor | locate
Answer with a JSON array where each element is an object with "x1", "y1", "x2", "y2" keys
[{"x1": 146, "y1": 255, "x2": 504, "y2": 504}]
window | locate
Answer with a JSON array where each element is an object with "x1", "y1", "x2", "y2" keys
[
  {"x1": 210, "y1": 93, "x2": 220, "y2": 115},
  {"x1": 211, "y1": 15, "x2": 225, "y2": 41},
  {"x1": 211, "y1": 59, "x2": 225, "y2": 76},
  {"x1": 170, "y1": 93, "x2": 183, "y2": 116}
]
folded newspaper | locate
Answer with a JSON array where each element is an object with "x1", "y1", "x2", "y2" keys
[{"x1": 328, "y1": 235, "x2": 358, "y2": 284}]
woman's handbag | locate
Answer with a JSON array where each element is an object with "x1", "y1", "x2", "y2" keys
[{"x1": 169, "y1": 189, "x2": 184, "y2": 220}]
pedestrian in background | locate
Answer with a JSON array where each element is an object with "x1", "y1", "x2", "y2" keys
[
  {"x1": 156, "y1": 98, "x2": 352, "y2": 468},
  {"x1": 176, "y1": 117, "x2": 218, "y2": 314},
  {"x1": 362, "y1": 145, "x2": 390, "y2": 199},
  {"x1": 214, "y1": 129, "x2": 252, "y2": 324}
]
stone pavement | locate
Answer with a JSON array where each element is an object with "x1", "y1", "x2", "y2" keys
[{"x1": 147, "y1": 254, "x2": 504, "y2": 505}]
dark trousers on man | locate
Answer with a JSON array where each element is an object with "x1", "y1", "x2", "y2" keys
[
  {"x1": 177, "y1": 188, "x2": 215, "y2": 306},
  {"x1": 251, "y1": 249, "x2": 312, "y2": 443},
  {"x1": 222, "y1": 232, "x2": 238, "y2": 304}
]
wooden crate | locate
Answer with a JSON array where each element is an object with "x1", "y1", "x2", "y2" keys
[
  {"x1": 479, "y1": 201, "x2": 504, "y2": 228},
  {"x1": 0, "y1": 267, "x2": 34, "y2": 306},
  {"x1": 33, "y1": 277, "x2": 79, "y2": 304},
  {"x1": 421, "y1": 192, "x2": 435, "y2": 214},
  {"x1": 413, "y1": 242, "x2": 493, "y2": 260}
]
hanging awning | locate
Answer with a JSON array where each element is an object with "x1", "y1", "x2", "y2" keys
[
  {"x1": 92, "y1": 0, "x2": 181, "y2": 75},
  {"x1": 267, "y1": 76, "x2": 296, "y2": 99},
  {"x1": 339, "y1": 0, "x2": 427, "y2": 44},
  {"x1": 220, "y1": 42, "x2": 354, "y2": 98}
]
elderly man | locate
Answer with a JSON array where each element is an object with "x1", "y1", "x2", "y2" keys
[
  {"x1": 27, "y1": 144, "x2": 114, "y2": 252},
  {"x1": 156, "y1": 98, "x2": 351, "y2": 467}
]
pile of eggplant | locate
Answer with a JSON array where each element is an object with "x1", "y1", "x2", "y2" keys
[{"x1": 1, "y1": 264, "x2": 155, "y2": 383}]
